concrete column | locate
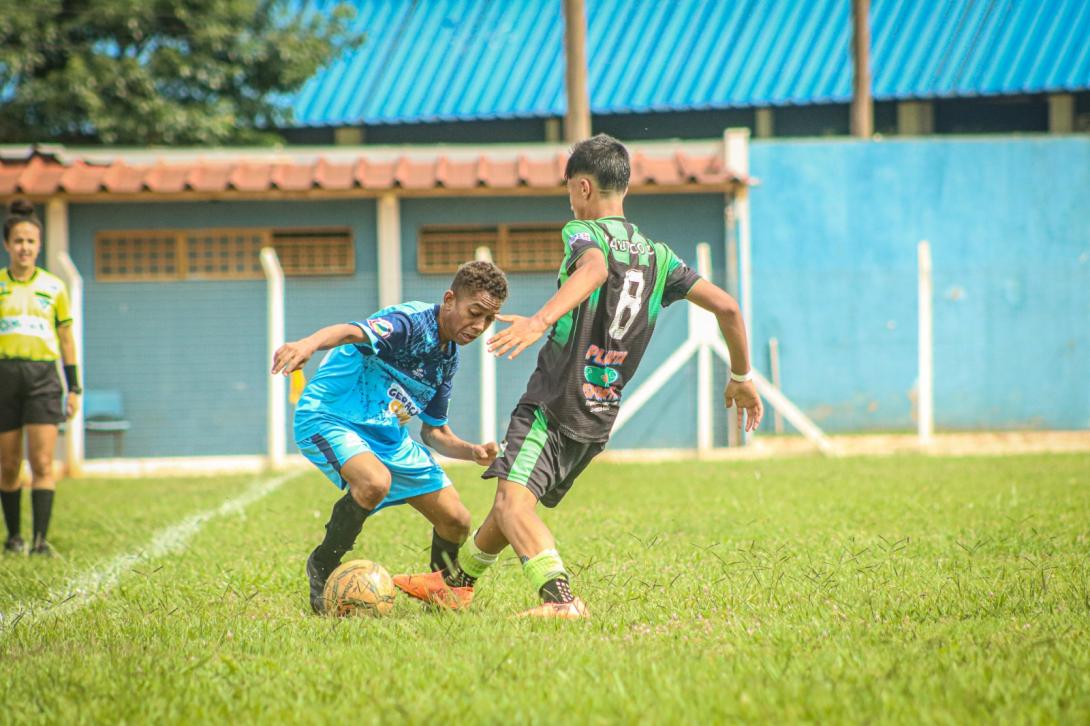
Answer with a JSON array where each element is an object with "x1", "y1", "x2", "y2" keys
[
  {"x1": 45, "y1": 199, "x2": 69, "y2": 272},
  {"x1": 46, "y1": 199, "x2": 85, "y2": 473},
  {"x1": 1048, "y1": 94, "x2": 1075, "y2": 134},
  {"x1": 755, "y1": 108, "x2": 774, "y2": 138},
  {"x1": 334, "y1": 127, "x2": 364, "y2": 145},
  {"x1": 377, "y1": 194, "x2": 402, "y2": 308},
  {"x1": 545, "y1": 118, "x2": 562, "y2": 143},
  {"x1": 897, "y1": 101, "x2": 934, "y2": 135}
]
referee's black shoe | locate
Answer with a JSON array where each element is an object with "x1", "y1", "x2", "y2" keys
[
  {"x1": 4, "y1": 535, "x2": 26, "y2": 555},
  {"x1": 306, "y1": 550, "x2": 332, "y2": 615},
  {"x1": 29, "y1": 535, "x2": 53, "y2": 557}
]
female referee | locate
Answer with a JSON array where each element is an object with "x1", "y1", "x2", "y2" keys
[{"x1": 0, "y1": 200, "x2": 81, "y2": 556}]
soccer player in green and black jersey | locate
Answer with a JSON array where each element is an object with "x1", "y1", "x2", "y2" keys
[{"x1": 394, "y1": 134, "x2": 763, "y2": 617}]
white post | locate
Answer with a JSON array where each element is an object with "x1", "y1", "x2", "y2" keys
[
  {"x1": 56, "y1": 252, "x2": 84, "y2": 475},
  {"x1": 612, "y1": 338, "x2": 701, "y2": 434},
  {"x1": 261, "y1": 247, "x2": 286, "y2": 470},
  {"x1": 917, "y1": 240, "x2": 933, "y2": 445},
  {"x1": 695, "y1": 243, "x2": 714, "y2": 453},
  {"x1": 476, "y1": 246, "x2": 497, "y2": 444},
  {"x1": 377, "y1": 193, "x2": 402, "y2": 308},
  {"x1": 708, "y1": 337, "x2": 836, "y2": 455},
  {"x1": 769, "y1": 337, "x2": 784, "y2": 433}
]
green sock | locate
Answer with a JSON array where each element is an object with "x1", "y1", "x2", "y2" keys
[
  {"x1": 458, "y1": 532, "x2": 499, "y2": 580},
  {"x1": 522, "y1": 549, "x2": 567, "y2": 594}
]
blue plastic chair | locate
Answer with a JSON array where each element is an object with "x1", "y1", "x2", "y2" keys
[{"x1": 84, "y1": 389, "x2": 132, "y2": 457}]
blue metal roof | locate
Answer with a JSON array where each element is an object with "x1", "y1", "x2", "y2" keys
[{"x1": 291, "y1": 0, "x2": 1090, "y2": 126}]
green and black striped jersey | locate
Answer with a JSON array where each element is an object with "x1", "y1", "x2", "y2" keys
[{"x1": 519, "y1": 217, "x2": 701, "y2": 442}]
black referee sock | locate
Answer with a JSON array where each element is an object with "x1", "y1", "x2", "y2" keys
[
  {"x1": 32, "y1": 489, "x2": 54, "y2": 542},
  {"x1": 430, "y1": 529, "x2": 464, "y2": 586},
  {"x1": 1, "y1": 490, "x2": 21, "y2": 539},
  {"x1": 312, "y1": 493, "x2": 371, "y2": 572}
]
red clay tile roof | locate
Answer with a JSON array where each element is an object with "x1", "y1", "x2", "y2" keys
[{"x1": 0, "y1": 148, "x2": 745, "y2": 198}]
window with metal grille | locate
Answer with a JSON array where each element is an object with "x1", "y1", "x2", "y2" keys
[
  {"x1": 418, "y1": 223, "x2": 564, "y2": 274},
  {"x1": 272, "y1": 228, "x2": 354, "y2": 276},
  {"x1": 185, "y1": 229, "x2": 267, "y2": 280},
  {"x1": 95, "y1": 227, "x2": 355, "y2": 281},
  {"x1": 95, "y1": 231, "x2": 182, "y2": 282}
]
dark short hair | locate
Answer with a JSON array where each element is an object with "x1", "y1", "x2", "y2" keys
[
  {"x1": 564, "y1": 133, "x2": 630, "y2": 192},
  {"x1": 4, "y1": 199, "x2": 42, "y2": 242},
  {"x1": 451, "y1": 260, "x2": 508, "y2": 302}
]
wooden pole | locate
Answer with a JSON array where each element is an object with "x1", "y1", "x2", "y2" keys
[
  {"x1": 851, "y1": 0, "x2": 873, "y2": 138},
  {"x1": 564, "y1": 0, "x2": 591, "y2": 142}
]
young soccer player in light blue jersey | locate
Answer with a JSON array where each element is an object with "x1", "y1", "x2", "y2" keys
[{"x1": 271, "y1": 261, "x2": 507, "y2": 614}]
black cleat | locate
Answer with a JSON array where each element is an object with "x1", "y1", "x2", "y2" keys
[
  {"x1": 4, "y1": 536, "x2": 26, "y2": 555},
  {"x1": 29, "y1": 535, "x2": 53, "y2": 557},
  {"x1": 306, "y1": 550, "x2": 333, "y2": 615}
]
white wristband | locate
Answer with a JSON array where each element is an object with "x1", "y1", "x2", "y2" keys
[{"x1": 730, "y1": 370, "x2": 753, "y2": 383}]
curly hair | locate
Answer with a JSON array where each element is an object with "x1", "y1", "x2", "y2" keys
[{"x1": 451, "y1": 260, "x2": 508, "y2": 302}]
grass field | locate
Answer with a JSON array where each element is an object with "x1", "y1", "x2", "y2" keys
[{"x1": 1, "y1": 454, "x2": 1088, "y2": 723}]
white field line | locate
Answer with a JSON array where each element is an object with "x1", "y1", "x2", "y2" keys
[{"x1": 0, "y1": 471, "x2": 301, "y2": 636}]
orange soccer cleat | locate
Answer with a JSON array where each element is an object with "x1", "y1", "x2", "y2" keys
[
  {"x1": 515, "y1": 597, "x2": 589, "y2": 619},
  {"x1": 392, "y1": 571, "x2": 474, "y2": 610}
]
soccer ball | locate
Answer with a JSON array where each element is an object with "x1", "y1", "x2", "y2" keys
[{"x1": 321, "y1": 559, "x2": 396, "y2": 617}]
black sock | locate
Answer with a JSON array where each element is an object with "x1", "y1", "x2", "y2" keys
[
  {"x1": 32, "y1": 489, "x2": 54, "y2": 543},
  {"x1": 1, "y1": 490, "x2": 21, "y2": 539},
  {"x1": 311, "y1": 493, "x2": 371, "y2": 574},
  {"x1": 540, "y1": 575, "x2": 575, "y2": 604},
  {"x1": 430, "y1": 529, "x2": 466, "y2": 586}
]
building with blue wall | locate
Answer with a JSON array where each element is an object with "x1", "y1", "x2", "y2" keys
[
  {"x1": 749, "y1": 135, "x2": 1090, "y2": 431},
  {"x1": 2, "y1": 133, "x2": 1088, "y2": 460},
  {"x1": 2, "y1": 141, "x2": 739, "y2": 459}
]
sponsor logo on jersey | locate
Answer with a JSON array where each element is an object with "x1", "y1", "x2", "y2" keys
[
  {"x1": 584, "y1": 365, "x2": 619, "y2": 387},
  {"x1": 582, "y1": 382, "x2": 621, "y2": 403},
  {"x1": 0, "y1": 316, "x2": 50, "y2": 336},
  {"x1": 387, "y1": 383, "x2": 422, "y2": 419},
  {"x1": 368, "y1": 318, "x2": 395, "y2": 338},
  {"x1": 585, "y1": 344, "x2": 628, "y2": 367},
  {"x1": 567, "y1": 231, "x2": 593, "y2": 246}
]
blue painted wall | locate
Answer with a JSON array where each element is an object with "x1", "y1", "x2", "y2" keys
[
  {"x1": 58, "y1": 136, "x2": 1089, "y2": 459},
  {"x1": 749, "y1": 136, "x2": 1090, "y2": 431},
  {"x1": 68, "y1": 200, "x2": 378, "y2": 458}
]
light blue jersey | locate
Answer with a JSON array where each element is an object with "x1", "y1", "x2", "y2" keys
[{"x1": 294, "y1": 302, "x2": 460, "y2": 510}]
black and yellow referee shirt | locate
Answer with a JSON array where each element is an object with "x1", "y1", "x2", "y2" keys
[{"x1": 0, "y1": 267, "x2": 72, "y2": 362}]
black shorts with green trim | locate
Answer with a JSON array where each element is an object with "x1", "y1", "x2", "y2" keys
[
  {"x1": 0, "y1": 359, "x2": 65, "y2": 433},
  {"x1": 483, "y1": 403, "x2": 605, "y2": 508}
]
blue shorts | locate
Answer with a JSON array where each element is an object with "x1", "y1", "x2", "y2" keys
[{"x1": 295, "y1": 416, "x2": 450, "y2": 512}]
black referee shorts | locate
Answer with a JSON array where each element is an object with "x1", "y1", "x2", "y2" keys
[
  {"x1": 483, "y1": 403, "x2": 605, "y2": 508},
  {"x1": 0, "y1": 359, "x2": 65, "y2": 433}
]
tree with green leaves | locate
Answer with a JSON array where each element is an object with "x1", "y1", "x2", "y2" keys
[{"x1": 0, "y1": 0, "x2": 362, "y2": 145}]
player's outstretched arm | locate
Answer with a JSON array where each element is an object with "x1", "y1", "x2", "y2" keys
[
  {"x1": 420, "y1": 424, "x2": 499, "y2": 466},
  {"x1": 488, "y1": 248, "x2": 608, "y2": 360},
  {"x1": 686, "y1": 280, "x2": 763, "y2": 432},
  {"x1": 270, "y1": 323, "x2": 366, "y2": 375}
]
